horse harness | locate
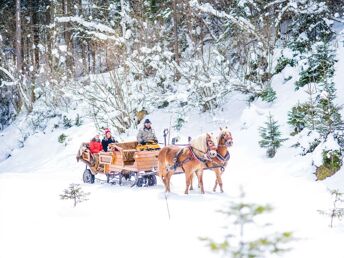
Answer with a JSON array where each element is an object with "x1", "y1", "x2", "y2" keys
[{"x1": 171, "y1": 145, "x2": 229, "y2": 172}]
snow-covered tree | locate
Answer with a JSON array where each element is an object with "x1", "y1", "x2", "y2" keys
[
  {"x1": 259, "y1": 113, "x2": 286, "y2": 158},
  {"x1": 288, "y1": 102, "x2": 308, "y2": 135}
]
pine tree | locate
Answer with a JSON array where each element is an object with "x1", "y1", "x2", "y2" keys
[
  {"x1": 288, "y1": 102, "x2": 308, "y2": 134},
  {"x1": 259, "y1": 114, "x2": 286, "y2": 158},
  {"x1": 200, "y1": 188, "x2": 294, "y2": 258},
  {"x1": 60, "y1": 184, "x2": 90, "y2": 207},
  {"x1": 313, "y1": 43, "x2": 343, "y2": 138}
]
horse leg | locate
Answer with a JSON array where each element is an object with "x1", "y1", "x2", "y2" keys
[
  {"x1": 197, "y1": 169, "x2": 205, "y2": 194},
  {"x1": 184, "y1": 171, "x2": 192, "y2": 194},
  {"x1": 166, "y1": 169, "x2": 174, "y2": 192},
  {"x1": 189, "y1": 172, "x2": 194, "y2": 191},
  {"x1": 213, "y1": 179, "x2": 218, "y2": 192},
  {"x1": 214, "y1": 169, "x2": 224, "y2": 193}
]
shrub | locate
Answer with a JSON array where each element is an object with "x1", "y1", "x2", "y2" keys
[
  {"x1": 274, "y1": 56, "x2": 295, "y2": 74},
  {"x1": 58, "y1": 133, "x2": 68, "y2": 144},
  {"x1": 63, "y1": 116, "x2": 72, "y2": 128},
  {"x1": 74, "y1": 114, "x2": 83, "y2": 127},
  {"x1": 259, "y1": 86, "x2": 276, "y2": 103},
  {"x1": 315, "y1": 150, "x2": 342, "y2": 180}
]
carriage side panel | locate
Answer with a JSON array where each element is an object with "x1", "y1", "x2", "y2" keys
[{"x1": 134, "y1": 150, "x2": 159, "y2": 171}]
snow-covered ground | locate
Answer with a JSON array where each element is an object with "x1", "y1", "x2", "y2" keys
[{"x1": 1, "y1": 29, "x2": 344, "y2": 258}]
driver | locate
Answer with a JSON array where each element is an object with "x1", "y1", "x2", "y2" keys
[{"x1": 137, "y1": 119, "x2": 158, "y2": 145}]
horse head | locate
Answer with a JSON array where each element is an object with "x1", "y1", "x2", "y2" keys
[
  {"x1": 219, "y1": 127, "x2": 233, "y2": 147},
  {"x1": 206, "y1": 132, "x2": 218, "y2": 158}
]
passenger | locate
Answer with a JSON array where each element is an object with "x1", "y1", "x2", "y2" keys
[
  {"x1": 89, "y1": 134, "x2": 103, "y2": 154},
  {"x1": 137, "y1": 119, "x2": 158, "y2": 145},
  {"x1": 102, "y1": 128, "x2": 118, "y2": 152}
]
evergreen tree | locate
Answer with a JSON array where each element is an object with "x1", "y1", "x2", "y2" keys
[
  {"x1": 259, "y1": 114, "x2": 286, "y2": 158},
  {"x1": 288, "y1": 102, "x2": 308, "y2": 134},
  {"x1": 200, "y1": 188, "x2": 294, "y2": 258},
  {"x1": 313, "y1": 44, "x2": 343, "y2": 138},
  {"x1": 60, "y1": 184, "x2": 90, "y2": 207},
  {"x1": 318, "y1": 189, "x2": 344, "y2": 228}
]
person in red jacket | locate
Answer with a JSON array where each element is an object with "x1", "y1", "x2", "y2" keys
[
  {"x1": 89, "y1": 134, "x2": 102, "y2": 172},
  {"x1": 89, "y1": 134, "x2": 103, "y2": 153}
]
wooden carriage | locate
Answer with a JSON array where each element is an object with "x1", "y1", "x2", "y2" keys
[{"x1": 77, "y1": 141, "x2": 160, "y2": 187}]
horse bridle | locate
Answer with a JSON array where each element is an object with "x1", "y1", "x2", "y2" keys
[{"x1": 218, "y1": 132, "x2": 233, "y2": 147}]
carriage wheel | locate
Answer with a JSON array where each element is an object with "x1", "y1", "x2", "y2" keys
[
  {"x1": 136, "y1": 177, "x2": 145, "y2": 187},
  {"x1": 147, "y1": 175, "x2": 157, "y2": 186},
  {"x1": 83, "y1": 168, "x2": 95, "y2": 184}
]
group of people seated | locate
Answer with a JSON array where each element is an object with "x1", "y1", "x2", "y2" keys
[{"x1": 89, "y1": 119, "x2": 157, "y2": 154}]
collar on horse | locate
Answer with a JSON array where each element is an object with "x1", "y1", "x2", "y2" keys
[
  {"x1": 217, "y1": 151, "x2": 230, "y2": 162},
  {"x1": 188, "y1": 146, "x2": 212, "y2": 163}
]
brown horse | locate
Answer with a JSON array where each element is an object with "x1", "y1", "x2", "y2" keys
[
  {"x1": 157, "y1": 133, "x2": 218, "y2": 194},
  {"x1": 191, "y1": 128, "x2": 233, "y2": 193}
]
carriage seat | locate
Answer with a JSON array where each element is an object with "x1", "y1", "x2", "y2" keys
[{"x1": 123, "y1": 149, "x2": 137, "y2": 162}]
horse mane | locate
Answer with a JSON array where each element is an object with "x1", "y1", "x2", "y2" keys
[
  {"x1": 190, "y1": 132, "x2": 218, "y2": 152},
  {"x1": 190, "y1": 133, "x2": 208, "y2": 153}
]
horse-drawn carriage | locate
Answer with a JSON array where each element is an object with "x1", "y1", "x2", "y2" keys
[
  {"x1": 77, "y1": 141, "x2": 160, "y2": 187},
  {"x1": 77, "y1": 128, "x2": 233, "y2": 193}
]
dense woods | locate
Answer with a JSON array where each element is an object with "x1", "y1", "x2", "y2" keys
[{"x1": 0, "y1": 0, "x2": 343, "y2": 133}]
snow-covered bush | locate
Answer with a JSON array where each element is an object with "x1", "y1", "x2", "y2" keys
[
  {"x1": 315, "y1": 150, "x2": 342, "y2": 181},
  {"x1": 288, "y1": 103, "x2": 310, "y2": 135},
  {"x1": 58, "y1": 133, "x2": 68, "y2": 144},
  {"x1": 274, "y1": 56, "x2": 295, "y2": 74}
]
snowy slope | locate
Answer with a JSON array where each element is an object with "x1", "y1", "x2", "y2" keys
[{"x1": 1, "y1": 30, "x2": 344, "y2": 258}]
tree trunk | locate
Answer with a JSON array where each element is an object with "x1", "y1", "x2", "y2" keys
[
  {"x1": 172, "y1": 0, "x2": 180, "y2": 80},
  {"x1": 15, "y1": 0, "x2": 22, "y2": 72},
  {"x1": 172, "y1": 0, "x2": 179, "y2": 66},
  {"x1": 63, "y1": 0, "x2": 74, "y2": 78},
  {"x1": 31, "y1": 0, "x2": 40, "y2": 72}
]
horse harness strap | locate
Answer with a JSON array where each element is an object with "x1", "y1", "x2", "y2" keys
[
  {"x1": 172, "y1": 145, "x2": 210, "y2": 171},
  {"x1": 217, "y1": 151, "x2": 230, "y2": 162},
  {"x1": 172, "y1": 148, "x2": 191, "y2": 171},
  {"x1": 189, "y1": 146, "x2": 210, "y2": 163}
]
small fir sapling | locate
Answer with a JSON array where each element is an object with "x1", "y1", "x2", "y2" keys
[
  {"x1": 318, "y1": 189, "x2": 344, "y2": 228},
  {"x1": 259, "y1": 113, "x2": 287, "y2": 158},
  {"x1": 200, "y1": 188, "x2": 294, "y2": 258},
  {"x1": 60, "y1": 183, "x2": 90, "y2": 207}
]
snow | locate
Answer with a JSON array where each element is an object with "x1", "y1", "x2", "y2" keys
[
  {"x1": 1, "y1": 80, "x2": 344, "y2": 258},
  {"x1": 1, "y1": 14, "x2": 344, "y2": 258}
]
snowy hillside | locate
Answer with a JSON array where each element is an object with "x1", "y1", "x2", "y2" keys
[
  {"x1": 1, "y1": 40, "x2": 344, "y2": 257},
  {"x1": 1, "y1": 1, "x2": 344, "y2": 258}
]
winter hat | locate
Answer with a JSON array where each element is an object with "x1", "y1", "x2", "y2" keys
[
  {"x1": 144, "y1": 119, "x2": 151, "y2": 124},
  {"x1": 104, "y1": 128, "x2": 111, "y2": 134}
]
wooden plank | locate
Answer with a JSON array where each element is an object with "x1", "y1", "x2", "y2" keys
[
  {"x1": 135, "y1": 151, "x2": 159, "y2": 157},
  {"x1": 135, "y1": 160, "x2": 158, "y2": 164}
]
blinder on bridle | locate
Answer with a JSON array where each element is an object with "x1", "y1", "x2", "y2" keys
[
  {"x1": 206, "y1": 134, "x2": 218, "y2": 159},
  {"x1": 222, "y1": 131, "x2": 233, "y2": 147}
]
